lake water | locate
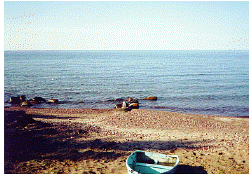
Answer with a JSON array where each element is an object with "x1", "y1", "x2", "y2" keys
[{"x1": 4, "y1": 50, "x2": 249, "y2": 117}]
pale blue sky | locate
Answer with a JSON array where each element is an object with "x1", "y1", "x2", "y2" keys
[{"x1": 4, "y1": 1, "x2": 249, "y2": 50}]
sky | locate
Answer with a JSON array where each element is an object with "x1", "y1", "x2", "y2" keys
[{"x1": 4, "y1": 1, "x2": 249, "y2": 50}]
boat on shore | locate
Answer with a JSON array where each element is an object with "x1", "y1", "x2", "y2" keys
[{"x1": 126, "y1": 150, "x2": 179, "y2": 174}]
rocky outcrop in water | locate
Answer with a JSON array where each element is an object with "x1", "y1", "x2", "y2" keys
[
  {"x1": 122, "y1": 101, "x2": 129, "y2": 108},
  {"x1": 127, "y1": 97, "x2": 133, "y2": 103},
  {"x1": 8, "y1": 95, "x2": 59, "y2": 106},
  {"x1": 129, "y1": 99, "x2": 139, "y2": 104},
  {"x1": 144, "y1": 96, "x2": 157, "y2": 100},
  {"x1": 129, "y1": 103, "x2": 139, "y2": 109},
  {"x1": 114, "y1": 97, "x2": 139, "y2": 111},
  {"x1": 114, "y1": 103, "x2": 122, "y2": 109},
  {"x1": 32, "y1": 97, "x2": 46, "y2": 103},
  {"x1": 9, "y1": 95, "x2": 26, "y2": 104}
]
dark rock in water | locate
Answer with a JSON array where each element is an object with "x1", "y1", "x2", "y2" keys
[
  {"x1": 32, "y1": 97, "x2": 46, "y2": 103},
  {"x1": 19, "y1": 95, "x2": 26, "y2": 102},
  {"x1": 10, "y1": 97, "x2": 21, "y2": 104},
  {"x1": 129, "y1": 99, "x2": 139, "y2": 104},
  {"x1": 144, "y1": 96, "x2": 157, "y2": 100},
  {"x1": 115, "y1": 101, "x2": 136, "y2": 111},
  {"x1": 122, "y1": 101, "x2": 130, "y2": 111},
  {"x1": 127, "y1": 97, "x2": 133, "y2": 103},
  {"x1": 47, "y1": 99, "x2": 58, "y2": 103},
  {"x1": 115, "y1": 102, "x2": 131, "y2": 112},
  {"x1": 21, "y1": 101, "x2": 32, "y2": 107},
  {"x1": 9, "y1": 95, "x2": 26, "y2": 104},
  {"x1": 114, "y1": 103, "x2": 122, "y2": 109},
  {"x1": 129, "y1": 103, "x2": 139, "y2": 109}
]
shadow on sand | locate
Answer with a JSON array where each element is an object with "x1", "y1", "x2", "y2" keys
[{"x1": 5, "y1": 110, "x2": 207, "y2": 173}]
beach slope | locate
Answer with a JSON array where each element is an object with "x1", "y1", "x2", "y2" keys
[{"x1": 4, "y1": 107, "x2": 249, "y2": 173}]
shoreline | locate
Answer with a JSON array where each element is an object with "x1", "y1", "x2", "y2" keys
[
  {"x1": 5, "y1": 106, "x2": 249, "y2": 173},
  {"x1": 5, "y1": 95, "x2": 249, "y2": 118},
  {"x1": 4, "y1": 103, "x2": 249, "y2": 118}
]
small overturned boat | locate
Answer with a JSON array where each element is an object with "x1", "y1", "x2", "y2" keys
[{"x1": 126, "y1": 151, "x2": 179, "y2": 174}]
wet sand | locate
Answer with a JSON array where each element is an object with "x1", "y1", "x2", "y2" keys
[{"x1": 4, "y1": 107, "x2": 249, "y2": 173}]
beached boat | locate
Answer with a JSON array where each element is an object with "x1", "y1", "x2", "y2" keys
[{"x1": 126, "y1": 151, "x2": 179, "y2": 174}]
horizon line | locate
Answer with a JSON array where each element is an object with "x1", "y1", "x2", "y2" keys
[{"x1": 4, "y1": 49, "x2": 249, "y2": 52}]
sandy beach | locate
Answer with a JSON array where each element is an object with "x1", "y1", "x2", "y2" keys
[{"x1": 4, "y1": 107, "x2": 249, "y2": 174}]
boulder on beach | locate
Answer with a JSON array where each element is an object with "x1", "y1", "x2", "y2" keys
[
  {"x1": 144, "y1": 96, "x2": 157, "y2": 100},
  {"x1": 129, "y1": 103, "x2": 139, "y2": 109},
  {"x1": 47, "y1": 99, "x2": 58, "y2": 103}
]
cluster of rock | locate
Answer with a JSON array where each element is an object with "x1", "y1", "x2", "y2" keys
[
  {"x1": 114, "y1": 97, "x2": 139, "y2": 111},
  {"x1": 8, "y1": 95, "x2": 157, "y2": 109},
  {"x1": 114, "y1": 96, "x2": 157, "y2": 111},
  {"x1": 8, "y1": 95, "x2": 58, "y2": 107}
]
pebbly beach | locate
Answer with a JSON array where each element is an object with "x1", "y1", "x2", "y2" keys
[
  {"x1": 4, "y1": 2, "x2": 249, "y2": 173},
  {"x1": 4, "y1": 106, "x2": 249, "y2": 174}
]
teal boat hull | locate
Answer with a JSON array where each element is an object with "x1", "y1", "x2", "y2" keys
[{"x1": 126, "y1": 151, "x2": 179, "y2": 174}]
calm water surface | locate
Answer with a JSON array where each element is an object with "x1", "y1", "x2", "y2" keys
[{"x1": 4, "y1": 50, "x2": 249, "y2": 117}]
